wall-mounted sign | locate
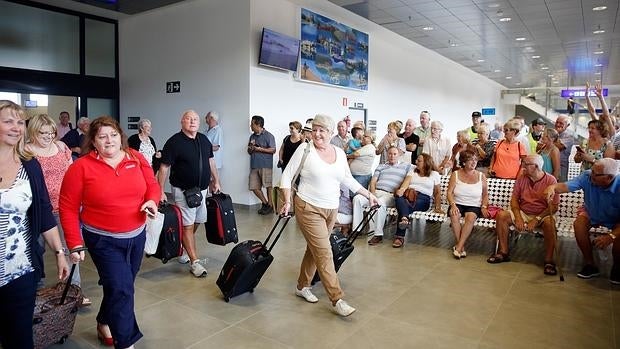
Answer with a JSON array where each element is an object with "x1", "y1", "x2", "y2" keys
[
  {"x1": 354, "y1": 103, "x2": 364, "y2": 108},
  {"x1": 481, "y1": 108, "x2": 495, "y2": 116},
  {"x1": 128, "y1": 117, "x2": 140, "y2": 122},
  {"x1": 127, "y1": 124, "x2": 138, "y2": 130},
  {"x1": 561, "y1": 89, "x2": 607, "y2": 98},
  {"x1": 166, "y1": 81, "x2": 181, "y2": 93}
]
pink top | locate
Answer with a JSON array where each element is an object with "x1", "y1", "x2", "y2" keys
[{"x1": 35, "y1": 143, "x2": 72, "y2": 213}]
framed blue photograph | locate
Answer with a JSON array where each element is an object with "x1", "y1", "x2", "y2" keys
[{"x1": 300, "y1": 8, "x2": 368, "y2": 91}]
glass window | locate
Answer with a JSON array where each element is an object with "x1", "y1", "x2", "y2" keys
[
  {"x1": 85, "y1": 19, "x2": 116, "y2": 77},
  {"x1": 0, "y1": 92, "x2": 21, "y2": 104},
  {"x1": 0, "y1": 1, "x2": 79, "y2": 73},
  {"x1": 88, "y1": 98, "x2": 115, "y2": 118},
  {"x1": 29, "y1": 94, "x2": 48, "y2": 107}
]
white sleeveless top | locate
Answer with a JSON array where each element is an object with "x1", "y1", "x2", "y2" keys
[{"x1": 453, "y1": 171, "x2": 483, "y2": 206}]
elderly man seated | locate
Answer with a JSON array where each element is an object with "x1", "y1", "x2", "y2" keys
[
  {"x1": 352, "y1": 146, "x2": 412, "y2": 245},
  {"x1": 488, "y1": 154, "x2": 560, "y2": 275},
  {"x1": 544, "y1": 158, "x2": 620, "y2": 284}
]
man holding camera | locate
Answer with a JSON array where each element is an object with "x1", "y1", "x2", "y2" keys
[{"x1": 158, "y1": 110, "x2": 221, "y2": 277}]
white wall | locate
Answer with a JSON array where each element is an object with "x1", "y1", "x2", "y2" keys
[
  {"x1": 119, "y1": 0, "x2": 251, "y2": 201},
  {"x1": 251, "y1": 0, "x2": 510, "y2": 190},
  {"x1": 120, "y1": 0, "x2": 510, "y2": 205}
]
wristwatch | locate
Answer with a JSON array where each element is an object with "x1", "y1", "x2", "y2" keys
[{"x1": 55, "y1": 248, "x2": 68, "y2": 256}]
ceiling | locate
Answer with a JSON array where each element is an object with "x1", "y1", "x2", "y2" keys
[
  {"x1": 329, "y1": 0, "x2": 620, "y2": 89},
  {"x1": 68, "y1": 0, "x2": 619, "y2": 89}
]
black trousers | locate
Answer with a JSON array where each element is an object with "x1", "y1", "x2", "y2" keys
[{"x1": 0, "y1": 272, "x2": 37, "y2": 349}]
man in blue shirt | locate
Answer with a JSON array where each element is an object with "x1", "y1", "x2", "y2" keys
[
  {"x1": 248, "y1": 115, "x2": 276, "y2": 214},
  {"x1": 544, "y1": 158, "x2": 620, "y2": 284}
]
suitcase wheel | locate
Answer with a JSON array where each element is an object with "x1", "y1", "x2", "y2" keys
[
  {"x1": 57, "y1": 335, "x2": 68, "y2": 344},
  {"x1": 249, "y1": 289, "x2": 254, "y2": 293},
  {"x1": 224, "y1": 297, "x2": 230, "y2": 302}
]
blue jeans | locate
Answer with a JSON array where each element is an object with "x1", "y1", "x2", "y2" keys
[
  {"x1": 394, "y1": 192, "x2": 431, "y2": 237},
  {"x1": 352, "y1": 174, "x2": 372, "y2": 190},
  {"x1": 0, "y1": 272, "x2": 37, "y2": 349},
  {"x1": 83, "y1": 228, "x2": 146, "y2": 348}
]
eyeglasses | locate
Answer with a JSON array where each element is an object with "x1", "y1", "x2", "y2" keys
[
  {"x1": 38, "y1": 131, "x2": 56, "y2": 137},
  {"x1": 591, "y1": 171, "x2": 610, "y2": 177},
  {"x1": 522, "y1": 162, "x2": 536, "y2": 167},
  {"x1": 503, "y1": 128, "x2": 515, "y2": 132}
]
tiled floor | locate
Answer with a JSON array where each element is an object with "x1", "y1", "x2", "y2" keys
[{"x1": 43, "y1": 205, "x2": 619, "y2": 349}]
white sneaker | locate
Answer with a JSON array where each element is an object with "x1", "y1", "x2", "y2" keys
[
  {"x1": 190, "y1": 260, "x2": 207, "y2": 277},
  {"x1": 332, "y1": 299, "x2": 356, "y2": 317},
  {"x1": 177, "y1": 250, "x2": 190, "y2": 264},
  {"x1": 295, "y1": 287, "x2": 319, "y2": 303}
]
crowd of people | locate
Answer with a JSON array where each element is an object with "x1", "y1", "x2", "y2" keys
[{"x1": 1, "y1": 85, "x2": 620, "y2": 347}]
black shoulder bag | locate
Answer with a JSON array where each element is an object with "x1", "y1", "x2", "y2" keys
[{"x1": 184, "y1": 137, "x2": 204, "y2": 208}]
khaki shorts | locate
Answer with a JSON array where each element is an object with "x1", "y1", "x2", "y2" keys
[
  {"x1": 508, "y1": 209, "x2": 549, "y2": 228},
  {"x1": 172, "y1": 186, "x2": 208, "y2": 226},
  {"x1": 249, "y1": 168, "x2": 273, "y2": 190}
]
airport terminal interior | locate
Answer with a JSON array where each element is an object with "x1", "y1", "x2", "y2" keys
[{"x1": 1, "y1": 0, "x2": 620, "y2": 348}]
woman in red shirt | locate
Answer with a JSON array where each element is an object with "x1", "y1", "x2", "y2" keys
[{"x1": 60, "y1": 116, "x2": 160, "y2": 348}]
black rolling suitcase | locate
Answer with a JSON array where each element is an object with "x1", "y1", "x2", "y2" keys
[
  {"x1": 206, "y1": 192, "x2": 238, "y2": 245},
  {"x1": 312, "y1": 205, "x2": 379, "y2": 285},
  {"x1": 148, "y1": 202, "x2": 183, "y2": 263},
  {"x1": 33, "y1": 247, "x2": 87, "y2": 349},
  {"x1": 216, "y1": 215, "x2": 291, "y2": 302}
]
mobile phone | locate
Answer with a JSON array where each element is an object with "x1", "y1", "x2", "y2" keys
[{"x1": 144, "y1": 207, "x2": 156, "y2": 218}]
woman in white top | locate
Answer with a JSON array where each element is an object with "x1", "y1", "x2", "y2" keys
[
  {"x1": 447, "y1": 150, "x2": 489, "y2": 259},
  {"x1": 348, "y1": 131, "x2": 376, "y2": 189},
  {"x1": 393, "y1": 153, "x2": 443, "y2": 248},
  {"x1": 279, "y1": 114, "x2": 378, "y2": 317}
]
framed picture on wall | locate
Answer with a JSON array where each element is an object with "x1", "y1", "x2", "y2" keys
[{"x1": 300, "y1": 8, "x2": 368, "y2": 91}]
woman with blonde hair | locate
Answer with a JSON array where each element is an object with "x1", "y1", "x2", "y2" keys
[
  {"x1": 489, "y1": 119, "x2": 527, "y2": 179},
  {"x1": 0, "y1": 101, "x2": 69, "y2": 349},
  {"x1": 376, "y1": 121, "x2": 406, "y2": 163},
  {"x1": 537, "y1": 128, "x2": 561, "y2": 179}
]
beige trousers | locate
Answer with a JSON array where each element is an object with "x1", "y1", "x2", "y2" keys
[{"x1": 294, "y1": 196, "x2": 343, "y2": 303}]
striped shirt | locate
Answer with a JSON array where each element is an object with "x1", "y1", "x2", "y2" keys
[{"x1": 373, "y1": 162, "x2": 412, "y2": 193}]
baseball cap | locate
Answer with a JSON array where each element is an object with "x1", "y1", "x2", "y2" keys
[
  {"x1": 471, "y1": 111, "x2": 482, "y2": 118},
  {"x1": 532, "y1": 118, "x2": 546, "y2": 126}
]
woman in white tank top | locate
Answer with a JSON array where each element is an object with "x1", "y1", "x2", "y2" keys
[{"x1": 446, "y1": 150, "x2": 489, "y2": 259}]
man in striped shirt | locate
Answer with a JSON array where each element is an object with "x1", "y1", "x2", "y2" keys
[{"x1": 352, "y1": 146, "x2": 412, "y2": 245}]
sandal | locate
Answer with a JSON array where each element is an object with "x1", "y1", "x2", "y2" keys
[
  {"x1": 543, "y1": 262, "x2": 558, "y2": 276},
  {"x1": 487, "y1": 252, "x2": 511, "y2": 264},
  {"x1": 452, "y1": 246, "x2": 461, "y2": 260},
  {"x1": 397, "y1": 217, "x2": 410, "y2": 230},
  {"x1": 392, "y1": 237, "x2": 404, "y2": 248}
]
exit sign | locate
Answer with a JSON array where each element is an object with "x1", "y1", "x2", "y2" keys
[{"x1": 166, "y1": 81, "x2": 181, "y2": 93}]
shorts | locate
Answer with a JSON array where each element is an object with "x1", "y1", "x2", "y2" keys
[
  {"x1": 455, "y1": 204, "x2": 482, "y2": 218},
  {"x1": 171, "y1": 186, "x2": 208, "y2": 226},
  {"x1": 249, "y1": 168, "x2": 273, "y2": 190},
  {"x1": 508, "y1": 209, "x2": 549, "y2": 227}
]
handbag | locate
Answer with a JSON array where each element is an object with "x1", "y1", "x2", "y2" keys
[
  {"x1": 183, "y1": 187, "x2": 203, "y2": 208},
  {"x1": 402, "y1": 188, "x2": 417, "y2": 205},
  {"x1": 184, "y1": 137, "x2": 204, "y2": 208},
  {"x1": 144, "y1": 211, "x2": 165, "y2": 254},
  {"x1": 487, "y1": 205, "x2": 502, "y2": 219}
]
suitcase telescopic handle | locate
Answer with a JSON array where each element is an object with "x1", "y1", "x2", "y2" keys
[
  {"x1": 264, "y1": 214, "x2": 292, "y2": 253},
  {"x1": 59, "y1": 246, "x2": 88, "y2": 305},
  {"x1": 346, "y1": 204, "x2": 381, "y2": 245}
]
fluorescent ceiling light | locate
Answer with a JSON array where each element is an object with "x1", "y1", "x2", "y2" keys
[
  {"x1": 515, "y1": 37, "x2": 526, "y2": 41},
  {"x1": 532, "y1": 55, "x2": 540, "y2": 59},
  {"x1": 594, "y1": 50, "x2": 604, "y2": 54},
  {"x1": 593, "y1": 30, "x2": 605, "y2": 34},
  {"x1": 488, "y1": 3, "x2": 500, "y2": 8},
  {"x1": 499, "y1": 17, "x2": 511, "y2": 22},
  {"x1": 594, "y1": 63, "x2": 603, "y2": 67},
  {"x1": 541, "y1": 67, "x2": 549, "y2": 70},
  {"x1": 592, "y1": 6, "x2": 607, "y2": 11}
]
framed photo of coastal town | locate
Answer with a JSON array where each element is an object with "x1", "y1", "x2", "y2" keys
[{"x1": 300, "y1": 8, "x2": 368, "y2": 91}]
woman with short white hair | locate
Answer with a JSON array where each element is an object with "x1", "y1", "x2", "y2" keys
[{"x1": 128, "y1": 118, "x2": 160, "y2": 171}]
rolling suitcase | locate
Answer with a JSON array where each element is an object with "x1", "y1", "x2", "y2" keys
[
  {"x1": 311, "y1": 205, "x2": 379, "y2": 285},
  {"x1": 147, "y1": 201, "x2": 183, "y2": 263},
  {"x1": 216, "y1": 215, "x2": 291, "y2": 302},
  {"x1": 33, "y1": 248, "x2": 86, "y2": 349},
  {"x1": 206, "y1": 192, "x2": 238, "y2": 245}
]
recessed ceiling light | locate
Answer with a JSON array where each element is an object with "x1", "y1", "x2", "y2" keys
[
  {"x1": 595, "y1": 79, "x2": 601, "y2": 82},
  {"x1": 477, "y1": 59, "x2": 485, "y2": 62},
  {"x1": 450, "y1": 43, "x2": 458, "y2": 47},
  {"x1": 595, "y1": 72, "x2": 601, "y2": 75},
  {"x1": 515, "y1": 37, "x2": 526, "y2": 41},
  {"x1": 553, "y1": 81, "x2": 559, "y2": 84},
  {"x1": 422, "y1": 26, "x2": 434, "y2": 31},
  {"x1": 541, "y1": 67, "x2": 549, "y2": 70},
  {"x1": 499, "y1": 17, "x2": 511, "y2": 22},
  {"x1": 593, "y1": 6, "x2": 607, "y2": 11},
  {"x1": 505, "y1": 76, "x2": 512, "y2": 79},
  {"x1": 488, "y1": 3, "x2": 500, "y2": 8},
  {"x1": 548, "y1": 74, "x2": 554, "y2": 77},
  {"x1": 595, "y1": 63, "x2": 603, "y2": 67},
  {"x1": 594, "y1": 50, "x2": 604, "y2": 54},
  {"x1": 532, "y1": 55, "x2": 540, "y2": 59},
  {"x1": 593, "y1": 30, "x2": 605, "y2": 34},
  {"x1": 494, "y1": 69, "x2": 501, "y2": 73}
]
